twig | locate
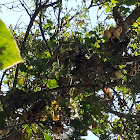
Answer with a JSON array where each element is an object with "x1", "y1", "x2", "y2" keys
[
  {"x1": 0, "y1": 1, "x2": 17, "y2": 5},
  {"x1": 104, "y1": 116, "x2": 125, "y2": 139},
  {"x1": 0, "y1": 70, "x2": 7, "y2": 90},
  {"x1": 14, "y1": 15, "x2": 22, "y2": 30},
  {"x1": 39, "y1": 8, "x2": 50, "y2": 51},
  {"x1": 13, "y1": 65, "x2": 19, "y2": 89},
  {"x1": 87, "y1": 0, "x2": 104, "y2": 9},
  {"x1": 19, "y1": 0, "x2": 31, "y2": 18},
  {"x1": 3, "y1": 122, "x2": 24, "y2": 130},
  {"x1": 57, "y1": 0, "x2": 62, "y2": 31},
  {"x1": 2, "y1": 120, "x2": 52, "y2": 130},
  {"x1": 104, "y1": 106, "x2": 140, "y2": 119},
  {"x1": 88, "y1": 0, "x2": 94, "y2": 9},
  {"x1": 51, "y1": 1, "x2": 100, "y2": 40},
  {"x1": 35, "y1": 0, "x2": 39, "y2": 8},
  {"x1": 33, "y1": 83, "x2": 100, "y2": 95},
  {"x1": 97, "y1": 8, "x2": 106, "y2": 22}
]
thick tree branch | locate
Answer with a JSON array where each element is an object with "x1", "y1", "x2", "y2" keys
[
  {"x1": 112, "y1": 5, "x2": 140, "y2": 37},
  {"x1": 122, "y1": 6, "x2": 140, "y2": 34},
  {"x1": 113, "y1": 6, "x2": 124, "y2": 26}
]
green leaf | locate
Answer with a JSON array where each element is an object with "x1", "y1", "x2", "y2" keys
[
  {"x1": 47, "y1": 79, "x2": 58, "y2": 89},
  {"x1": 0, "y1": 19, "x2": 23, "y2": 70},
  {"x1": 134, "y1": 52, "x2": 139, "y2": 56},
  {"x1": 119, "y1": 65, "x2": 125, "y2": 69},
  {"x1": 137, "y1": 104, "x2": 140, "y2": 111},
  {"x1": 103, "y1": 3, "x2": 108, "y2": 8},
  {"x1": 111, "y1": 0, "x2": 118, "y2": 4},
  {"x1": 23, "y1": 124, "x2": 32, "y2": 134},
  {"x1": 43, "y1": 132, "x2": 51, "y2": 140},
  {"x1": 106, "y1": 6, "x2": 110, "y2": 13},
  {"x1": 130, "y1": 44, "x2": 137, "y2": 49}
]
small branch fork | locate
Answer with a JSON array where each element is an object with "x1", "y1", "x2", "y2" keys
[{"x1": 19, "y1": 0, "x2": 31, "y2": 18}]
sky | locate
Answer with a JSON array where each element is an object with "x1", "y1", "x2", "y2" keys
[
  {"x1": 0, "y1": 0, "x2": 30, "y2": 29},
  {"x1": 0, "y1": 0, "x2": 115, "y2": 139}
]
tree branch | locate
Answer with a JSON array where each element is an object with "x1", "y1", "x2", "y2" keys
[
  {"x1": 57, "y1": 0, "x2": 62, "y2": 30},
  {"x1": 51, "y1": 1, "x2": 100, "y2": 39},
  {"x1": 122, "y1": 6, "x2": 140, "y2": 34},
  {"x1": 39, "y1": 8, "x2": 50, "y2": 51},
  {"x1": 20, "y1": 0, "x2": 61, "y2": 54},
  {"x1": 113, "y1": 6, "x2": 124, "y2": 26},
  {"x1": 104, "y1": 106, "x2": 140, "y2": 119},
  {"x1": 19, "y1": 0, "x2": 31, "y2": 18},
  {"x1": 12, "y1": 0, "x2": 61, "y2": 89},
  {"x1": 0, "y1": 70, "x2": 7, "y2": 90},
  {"x1": 2, "y1": 120, "x2": 52, "y2": 130}
]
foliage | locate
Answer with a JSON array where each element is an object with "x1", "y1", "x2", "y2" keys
[
  {"x1": 0, "y1": 19, "x2": 23, "y2": 70},
  {"x1": 0, "y1": 0, "x2": 140, "y2": 140}
]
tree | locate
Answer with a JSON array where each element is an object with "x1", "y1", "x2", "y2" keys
[{"x1": 0, "y1": 0, "x2": 140, "y2": 139}]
